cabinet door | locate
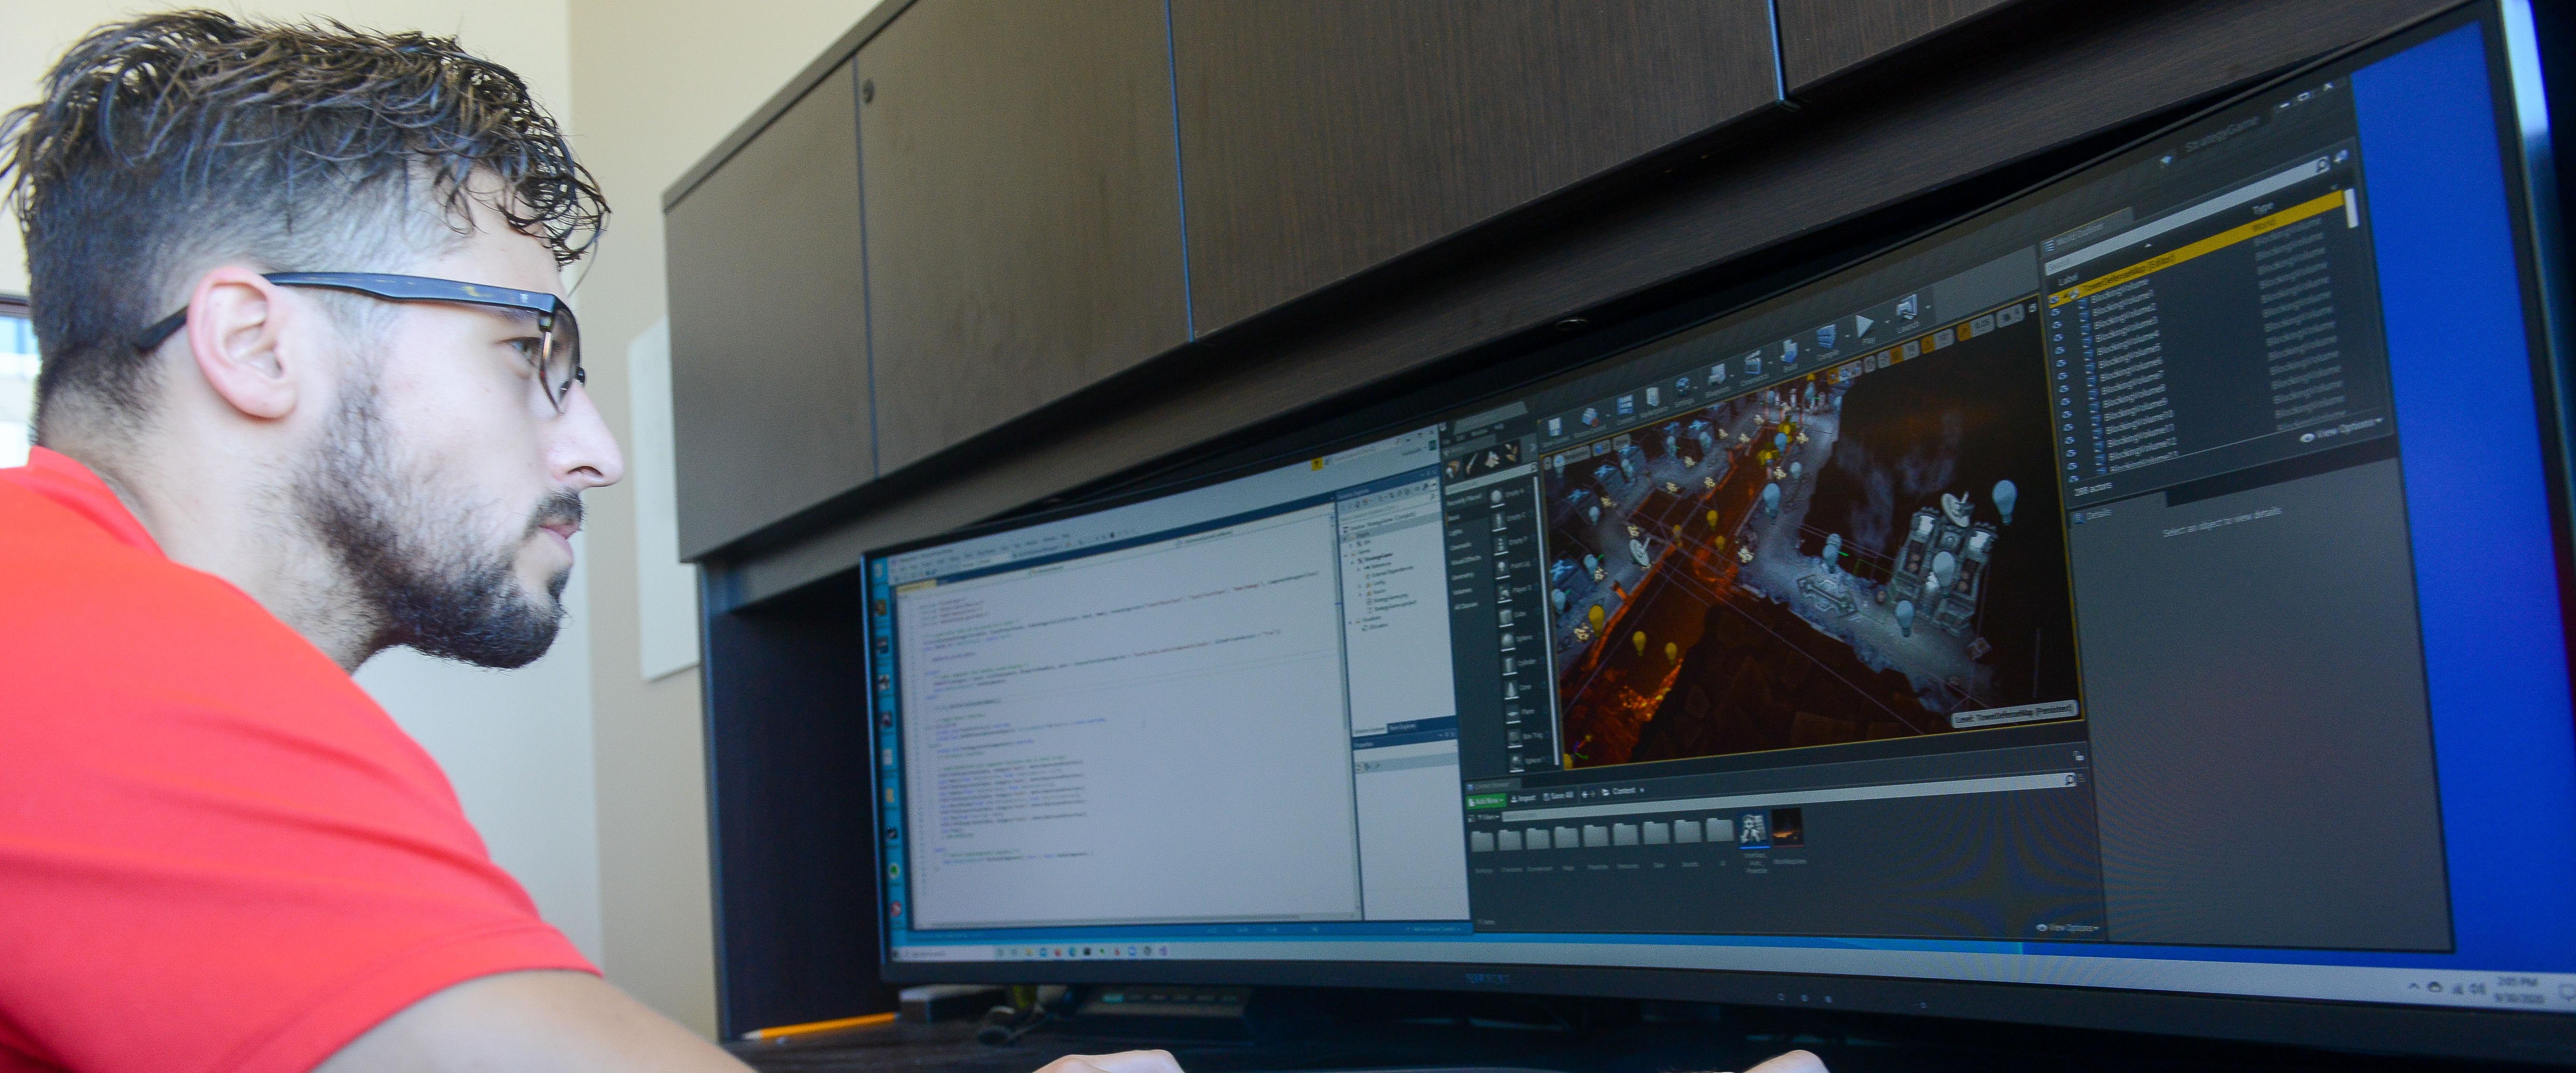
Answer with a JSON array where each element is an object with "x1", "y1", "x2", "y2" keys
[
  {"x1": 859, "y1": 0, "x2": 1190, "y2": 475},
  {"x1": 667, "y1": 61, "x2": 871, "y2": 558},
  {"x1": 1169, "y1": 0, "x2": 1780, "y2": 335},
  {"x1": 1775, "y1": 0, "x2": 2022, "y2": 92}
]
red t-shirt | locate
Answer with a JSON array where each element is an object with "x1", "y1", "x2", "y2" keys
[{"x1": 0, "y1": 446, "x2": 595, "y2": 1072}]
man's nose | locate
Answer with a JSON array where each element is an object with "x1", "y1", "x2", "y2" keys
[{"x1": 551, "y1": 381, "x2": 625, "y2": 489}]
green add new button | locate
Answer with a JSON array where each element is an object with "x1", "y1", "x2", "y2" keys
[{"x1": 1465, "y1": 793, "x2": 1508, "y2": 811}]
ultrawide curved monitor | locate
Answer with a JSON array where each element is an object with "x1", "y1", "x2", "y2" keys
[{"x1": 863, "y1": 3, "x2": 2576, "y2": 1059}]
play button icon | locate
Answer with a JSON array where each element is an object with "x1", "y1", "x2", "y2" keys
[{"x1": 1854, "y1": 314, "x2": 1874, "y2": 337}]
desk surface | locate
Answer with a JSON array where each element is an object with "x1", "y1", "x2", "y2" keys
[{"x1": 720, "y1": 1007, "x2": 2517, "y2": 1073}]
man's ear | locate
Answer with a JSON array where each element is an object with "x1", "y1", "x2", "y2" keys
[{"x1": 180, "y1": 266, "x2": 299, "y2": 421}]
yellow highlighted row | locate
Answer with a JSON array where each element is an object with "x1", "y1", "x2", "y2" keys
[{"x1": 2048, "y1": 189, "x2": 2349, "y2": 307}]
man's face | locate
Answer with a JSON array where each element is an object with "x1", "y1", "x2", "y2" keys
[{"x1": 294, "y1": 197, "x2": 623, "y2": 668}]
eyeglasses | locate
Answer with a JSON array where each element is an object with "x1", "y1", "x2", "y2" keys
[{"x1": 133, "y1": 272, "x2": 587, "y2": 413}]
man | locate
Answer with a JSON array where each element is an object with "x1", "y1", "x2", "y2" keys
[{"x1": 0, "y1": 13, "x2": 1193, "y2": 1073}]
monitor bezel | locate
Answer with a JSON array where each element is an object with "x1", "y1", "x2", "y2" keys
[{"x1": 861, "y1": 1, "x2": 2576, "y2": 1059}]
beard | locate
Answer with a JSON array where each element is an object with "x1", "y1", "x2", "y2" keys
[{"x1": 293, "y1": 369, "x2": 575, "y2": 669}]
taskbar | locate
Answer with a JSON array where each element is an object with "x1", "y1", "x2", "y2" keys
[{"x1": 889, "y1": 936, "x2": 2576, "y2": 1015}]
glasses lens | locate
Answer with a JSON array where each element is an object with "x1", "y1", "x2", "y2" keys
[{"x1": 541, "y1": 307, "x2": 583, "y2": 411}]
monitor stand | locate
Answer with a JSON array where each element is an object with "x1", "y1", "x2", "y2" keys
[{"x1": 1050, "y1": 984, "x2": 1258, "y2": 1041}]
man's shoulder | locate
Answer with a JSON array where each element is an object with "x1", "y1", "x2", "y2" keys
[
  {"x1": 0, "y1": 469, "x2": 472, "y2": 868},
  {"x1": 2, "y1": 474, "x2": 317, "y2": 648},
  {"x1": 0, "y1": 470, "x2": 397, "y2": 748},
  {"x1": 0, "y1": 477, "x2": 576, "y2": 1073}
]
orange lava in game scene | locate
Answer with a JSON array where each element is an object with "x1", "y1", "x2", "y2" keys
[{"x1": 1559, "y1": 436, "x2": 1767, "y2": 767}]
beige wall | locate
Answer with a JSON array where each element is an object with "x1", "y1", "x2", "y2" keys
[
  {"x1": 568, "y1": 0, "x2": 889, "y2": 1038},
  {"x1": 4, "y1": 0, "x2": 890, "y2": 1040}
]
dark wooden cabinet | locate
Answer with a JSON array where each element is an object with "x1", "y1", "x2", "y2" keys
[
  {"x1": 1776, "y1": 0, "x2": 2023, "y2": 92},
  {"x1": 1167, "y1": 0, "x2": 1782, "y2": 335},
  {"x1": 665, "y1": 0, "x2": 2444, "y2": 571},
  {"x1": 856, "y1": 0, "x2": 1190, "y2": 476},
  {"x1": 718, "y1": 0, "x2": 2450, "y2": 603},
  {"x1": 666, "y1": 60, "x2": 872, "y2": 559},
  {"x1": 700, "y1": 578, "x2": 894, "y2": 1038}
]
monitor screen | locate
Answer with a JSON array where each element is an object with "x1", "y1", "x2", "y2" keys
[{"x1": 865, "y1": 3, "x2": 2576, "y2": 1044}]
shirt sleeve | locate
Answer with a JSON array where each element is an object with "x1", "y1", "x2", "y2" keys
[{"x1": 0, "y1": 550, "x2": 595, "y2": 1073}]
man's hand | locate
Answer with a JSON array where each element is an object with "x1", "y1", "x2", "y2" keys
[
  {"x1": 315, "y1": 970, "x2": 750, "y2": 1072},
  {"x1": 1031, "y1": 1048, "x2": 1810, "y2": 1073},
  {"x1": 1740, "y1": 1049, "x2": 1827, "y2": 1073},
  {"x1": 1033, "y1": 1049, "x2": 1187, "y2": 1073}
]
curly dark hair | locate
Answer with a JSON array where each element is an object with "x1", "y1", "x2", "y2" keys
[{"x1": 0, "y1": 10, "x2": 607, "y2": 426}]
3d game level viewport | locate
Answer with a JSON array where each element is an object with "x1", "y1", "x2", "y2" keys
[{"x1": 1541, "y1": 303, "x2": 2085, "y2": 770}]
